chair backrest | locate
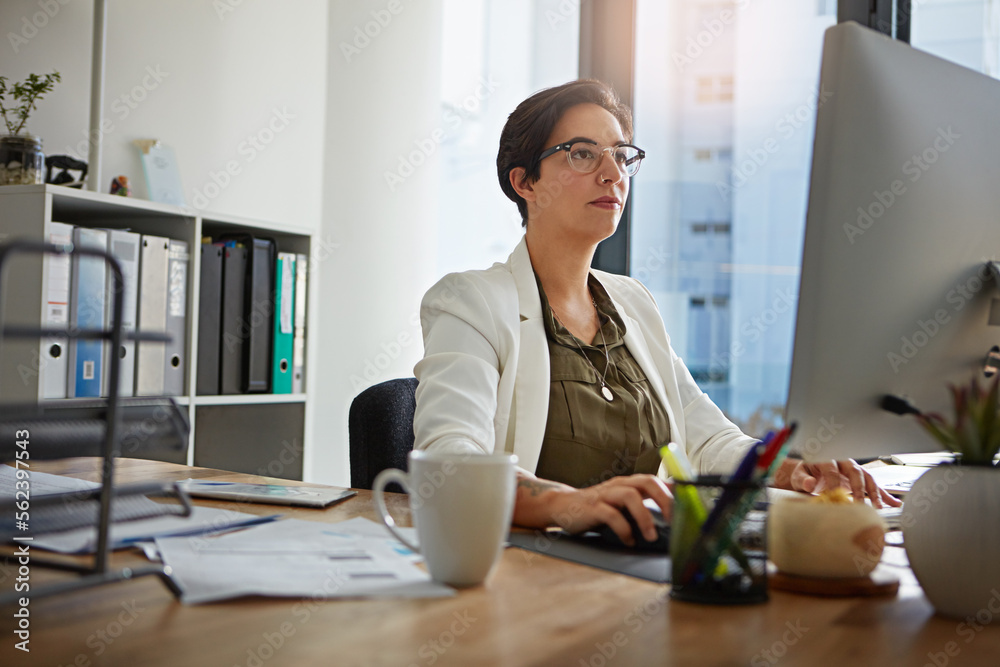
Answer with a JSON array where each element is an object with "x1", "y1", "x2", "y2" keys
[{"x1": 348, "y1": 377, "x2": 418, "y2": 490}]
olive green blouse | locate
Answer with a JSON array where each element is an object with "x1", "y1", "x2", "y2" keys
[{"x1": 533, "y1": 274, "x2": 672, "y2": 488}]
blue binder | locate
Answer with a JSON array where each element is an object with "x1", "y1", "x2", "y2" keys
[{"x1": 67, "y1": 227, "x2": 108, "y2": 397}]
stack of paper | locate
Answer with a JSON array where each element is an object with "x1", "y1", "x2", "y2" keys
[
  {"x1": 154, "y1": 517, "x2": 455, "y2": 604},
  {"x1": 1, "y1": 466, "x2": 278, "y2": 552}
]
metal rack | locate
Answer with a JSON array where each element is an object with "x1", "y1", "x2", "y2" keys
[{"x1": 0, "y1": 239, "x2": 189, "y2": 602}]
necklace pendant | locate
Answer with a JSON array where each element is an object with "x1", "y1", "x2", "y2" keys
[{"x1": 601, "y1": 386, "x2": 614, "y2": 402}]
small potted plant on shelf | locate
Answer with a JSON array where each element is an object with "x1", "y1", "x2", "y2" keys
[
  {"x1": 0, "y1": 71, "x2": 61, "y2": 186},
  {"x1": 901, "y1": 375, "x2": 1000, "y2": 618}
]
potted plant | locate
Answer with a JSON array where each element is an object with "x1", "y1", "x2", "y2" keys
[
  {"x1": 0, "y1": 71, "x2": 61, "y2": 186},
  {"x1": 901, "y1": 375, "x2": 1000, "y2": 618}
]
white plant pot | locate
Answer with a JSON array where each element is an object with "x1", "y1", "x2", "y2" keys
[{"x1": 901, "y1": 465, "x2": 1000, "y2": 618}]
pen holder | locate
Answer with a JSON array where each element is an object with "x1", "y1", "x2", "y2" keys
[{"x1": 670, "y1": 476, "x2": 768, "y2": 605}]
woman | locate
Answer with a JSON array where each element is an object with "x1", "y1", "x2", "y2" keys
[{"x1": 413, "y1": 79, "x2": 899, "y2": 546}]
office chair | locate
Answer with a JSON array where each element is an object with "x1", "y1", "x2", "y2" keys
[{"x1": 348, "y1": 377, "x2": 418, "y2": 490}]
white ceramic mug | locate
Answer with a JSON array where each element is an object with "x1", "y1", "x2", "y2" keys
[{"x1": 373, "y1": 450, "x2": 517, "y2": 587}]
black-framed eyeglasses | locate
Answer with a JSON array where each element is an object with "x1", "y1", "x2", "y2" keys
[{"x1": 537, "y1": 140, "x2": 645, "y2": 177}]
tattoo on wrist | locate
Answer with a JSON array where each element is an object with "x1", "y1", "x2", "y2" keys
[{"x1": 517, "y1": 477, "x2": 562, "y2": 497}]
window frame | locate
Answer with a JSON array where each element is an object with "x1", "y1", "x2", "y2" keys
[
  {"x1": 579, "y1": 0, "x2": 636, "y2": 276},
  {"x1": 839, "y1": 0, "x2": 911, "y2": 42}
]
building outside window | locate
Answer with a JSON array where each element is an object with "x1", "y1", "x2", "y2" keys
[{"x1": 630, "y1": 0, "x2": 1000, "y2": 436}]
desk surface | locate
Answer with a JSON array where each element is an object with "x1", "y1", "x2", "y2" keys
[{"x1": 2, "y1": 458, "x2": 998, "y2": 667}]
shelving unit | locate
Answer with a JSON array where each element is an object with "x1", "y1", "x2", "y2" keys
[{"x1": 0, "y1": 184, "x2": 317, "y2": 479}]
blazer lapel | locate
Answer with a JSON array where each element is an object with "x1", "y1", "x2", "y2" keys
[{"x1": 509, "y1": 238, "x2": 549, "y2": 473}]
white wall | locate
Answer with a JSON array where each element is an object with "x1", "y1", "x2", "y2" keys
[
  {"x1": 1, "y1": 1, "x2": 94, "y2": 163},
  {"x1": 3, "y1": 0, "x2": 448, "y2": 485},
  {"x1": 1, "y1": 0, "x2": 327, "y2": 226},
  {"x1": 309, "y1": 0, "x2": 444, "y2": 485}
]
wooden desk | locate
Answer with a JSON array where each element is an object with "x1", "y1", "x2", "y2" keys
[{"x1": 2, "y1": 458, "x2": 999, "y2": 667}]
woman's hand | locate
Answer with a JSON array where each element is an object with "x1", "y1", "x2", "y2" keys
[
  {"x1": 512, "y1": 471, "x2": 673, "y2": 546},
  {"x1": 773, "y1": 458, "x2": 901, "y2": 508}
]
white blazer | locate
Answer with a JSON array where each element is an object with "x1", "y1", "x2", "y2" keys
[{"x1": 413, "y1": 237, "x2": 755, "y2": 479}]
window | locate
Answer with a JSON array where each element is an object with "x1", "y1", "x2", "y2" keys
[
  {"x1": 695, "y1": 75, "x2": 734, "y2": 103},
  {"x1": 817, "y1": 0, "x2": 837, "y2": 15},
  {"x1": 630, "y1": 0, "x2": 836, "y2": 435},
  {"x1": 437, "y1": 0, "x2": 579, "y2": 277},
  {"x1": 910, "y1": 0, "x2": 1000, "y2": 79}
]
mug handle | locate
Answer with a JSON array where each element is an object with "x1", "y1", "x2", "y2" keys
[{"x1": 372, "y1": 468, "x2": 420, "y2": 553}]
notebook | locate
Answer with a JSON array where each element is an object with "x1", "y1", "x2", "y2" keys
[{"x1": 178, "y1": 480, "x2": 356, "y2": 508}]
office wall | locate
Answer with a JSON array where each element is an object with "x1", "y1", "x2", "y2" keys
[
  {"x1": 308, "y1": 0, "x2": 444, "y2": 486},
  {"x1": 0, "y1": 0, "x2": 327, "y2": 226},
  {"x1": 3, "y1": 0, "x2": 445, "y2": 485}
]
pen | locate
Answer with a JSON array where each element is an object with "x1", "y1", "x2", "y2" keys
[
  {"x1": 763, "y1": 422, "x2": 798, "y2": 479},
  {"x1": 677, "y1": 439, "x2": 769, "y2": 584},
  {"x1": 690, "y1": 425, "x2": 800, "y2": 584},
  {"x1": 665, "y1": 441, "x2": 696, "y2": 480},
  {"x1": 659, "y1": 443, "x2": 707, "y2": 524}
]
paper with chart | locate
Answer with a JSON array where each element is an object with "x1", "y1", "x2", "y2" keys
[{"x1": 155, "y1": 517, "x2": 453, "y2": 604}]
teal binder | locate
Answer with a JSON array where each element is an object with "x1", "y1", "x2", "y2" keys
[{"x1": 271, "y1": 252, "x2": 295, "y2": 394}]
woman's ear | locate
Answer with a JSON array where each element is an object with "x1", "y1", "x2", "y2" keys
[{"x1": 509, "y1": 167, "x2": 536, "y2": 203}]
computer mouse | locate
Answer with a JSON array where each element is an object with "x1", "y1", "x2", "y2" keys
[{"x1": 590, "y1": 504, "x2": 671, "y2": 552}]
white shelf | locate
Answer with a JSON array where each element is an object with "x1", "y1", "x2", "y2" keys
[
  {"x1": 193, "y1": 394, "x2": 307, "y2": 406},
  {"x1": 3, "y1": 183, "x2": 191, "y2": 218},
  {"x1": 0, "y1": 186, "x2": 316, "y2": 480},
  {"x1": 1, "y1": 184, "x2": 314, "y2": 236}
]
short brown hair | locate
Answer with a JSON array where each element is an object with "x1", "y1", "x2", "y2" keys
[{"x1": 496, "y1": 79, "x2": 633, "y2": 226}]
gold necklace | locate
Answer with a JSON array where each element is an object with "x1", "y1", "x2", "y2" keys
[{"x1": 557, "y1": 297, "x2": 614, "y2": 402}]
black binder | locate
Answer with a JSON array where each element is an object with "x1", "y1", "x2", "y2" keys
[
  {"x1": 220, "y1": 245, "x2": 247, "y2": 395},
  {"x1": 218, "y1": 234, "x2": 275, "y2": 394},
  {"x1": 196, "y1": 244, "x2": 223, "y2": 395},
  {"x1": 244, "y1": 237, "x2": 275, "y2": 393}
]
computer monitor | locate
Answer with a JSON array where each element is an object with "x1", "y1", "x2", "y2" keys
[{"x1": 785, "y1": 22, "x2": 1000, "y2": 461}]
